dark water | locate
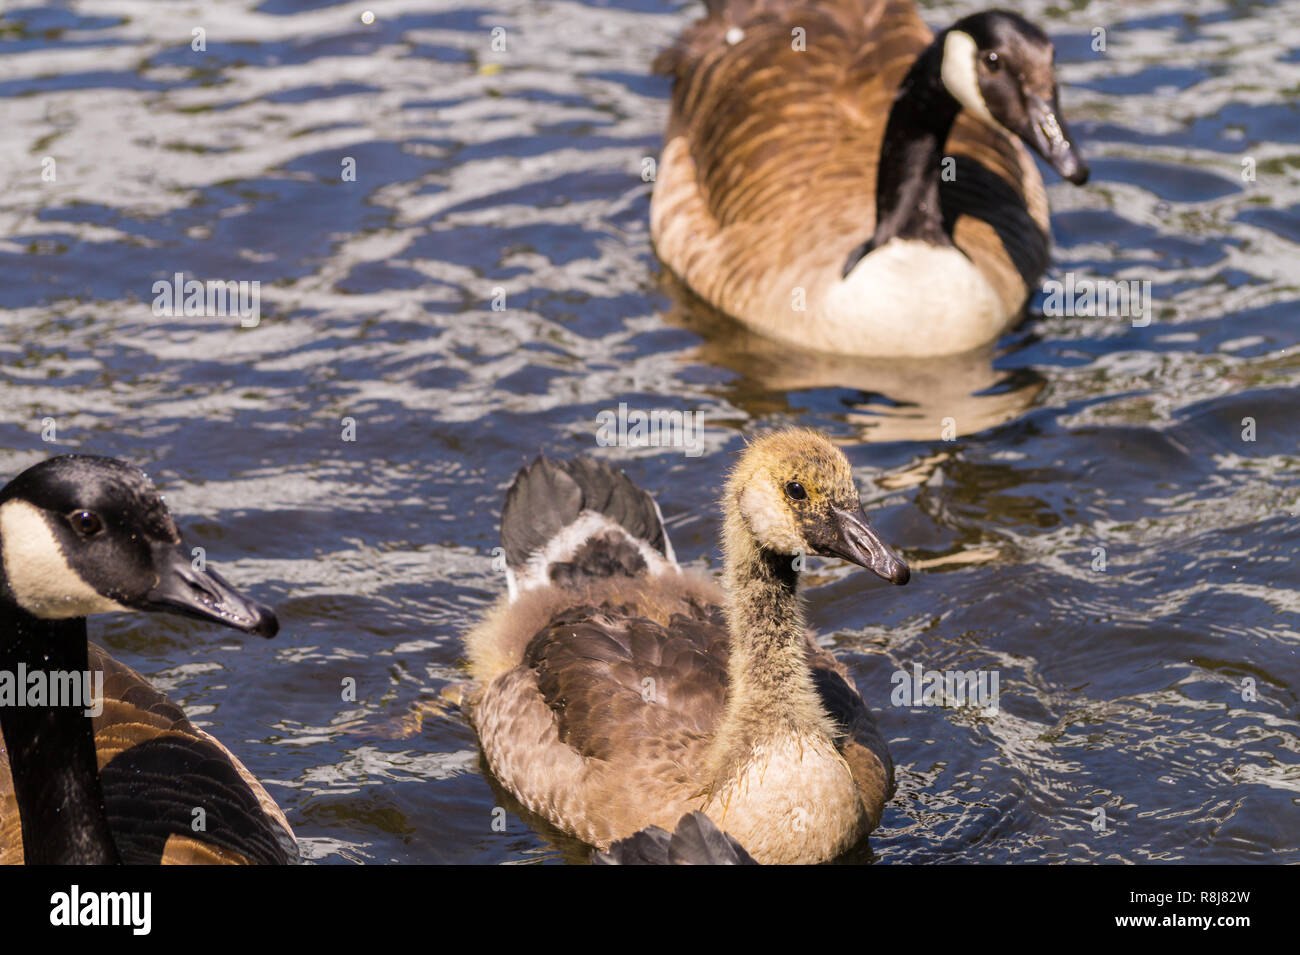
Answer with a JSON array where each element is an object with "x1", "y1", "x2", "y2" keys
[{"x1": 0, "y1": 0, "x2": 1296, "y2": 864}]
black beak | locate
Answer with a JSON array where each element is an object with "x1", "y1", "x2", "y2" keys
[
  {"x1": 820, "y1": 508, "x2": 910, "y2": 585},
  {"x1": 137, "y1": 544, "x2": 279, "y2": 638},
  {"x1": 1023, "y1": 92, "x2": 1089, "y2": 185}
]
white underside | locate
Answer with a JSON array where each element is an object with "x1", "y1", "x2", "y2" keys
[
  {"x1": 507, "y1": 509, "x2": 678, "y2": 601},
  {"x1": 812, "y1": 239, "x2": 1011, "y2": 357},
  {"x1": 702, "y1": 733, "x2": 864, "y2": 865}
]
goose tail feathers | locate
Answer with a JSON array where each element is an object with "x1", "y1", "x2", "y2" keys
[
  {"x1": 593, "y1": 812, "x2": 759, "y2": 865},
  {"x1": 500, "y1": 456, "x2": 677, "y2": 600}
]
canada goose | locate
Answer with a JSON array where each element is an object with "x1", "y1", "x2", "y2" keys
[
  {"x1": 0, "y1": 455, "x2": 296, "y2": 865},
  {"x1": 465, "y1": 429, "x2": 908, "y2": 864},
  {"x1": 593, "y1": 811, "x2": 758, "y2": 865},
  {"x1": 651, "y1": 1, "x2": 1090, "y2": 357}
]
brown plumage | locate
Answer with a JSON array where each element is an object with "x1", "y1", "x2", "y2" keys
[
  {"x1": 465, "y1": 430, "x2": 909, "y2": 864},
  {"x1": 651, "y1": 1, "x2": 1087, "y2": 357}
]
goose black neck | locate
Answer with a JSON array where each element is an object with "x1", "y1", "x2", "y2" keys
[
  {"x1": 871, "y1": 35, "x2": 962, "y2": 249},
  {"x1": 0, "y1": 603, "x2": 121, "y2": 865}
]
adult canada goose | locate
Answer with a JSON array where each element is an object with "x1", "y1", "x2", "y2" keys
[
  {"x1": 465, "y1": 429, "x2": 908, "y2": 864},
  {"x1": 593, "y1": 811, "x2": 758, "y2": 865},
  {"x1": 0, "y1": 455, "x2": 296, "y2": 865},
  {"x1": 651, "y1": 1, "x2": 1090, "y2": 357}
]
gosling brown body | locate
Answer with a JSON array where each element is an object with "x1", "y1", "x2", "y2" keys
[{"x1": 466, "y1": 430, "x2": 907, "y2": 863}]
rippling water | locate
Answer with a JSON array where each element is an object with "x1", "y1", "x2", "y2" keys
[{"x1": 0, "y1": 0, "x2": 1296, "y2": 864}]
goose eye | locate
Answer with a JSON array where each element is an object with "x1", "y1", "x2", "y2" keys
[
  {"x1": 984, "y1": 51, "x2": 1000, "y2": 72},
  {"x1": 784, "y1": 481, "x2": 807, "y2": 501},
  {"x1": 68, "y1": 510, "x2": 103, "y2": 537}
]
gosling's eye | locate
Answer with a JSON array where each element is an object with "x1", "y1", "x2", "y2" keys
[
  {"x1": 784, "y1": 481, "x2": 808, "y2": 501},
  {"x1": 984, "y1": 50, "x2": 1000, "y2": 71},
  {"x1": 67, "y1": 510, "x2": 103, "y2": 537}
]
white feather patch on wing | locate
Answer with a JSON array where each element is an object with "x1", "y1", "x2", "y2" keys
[{"x1": 511, "y1": 510, "x2": 678, "y2": 601}]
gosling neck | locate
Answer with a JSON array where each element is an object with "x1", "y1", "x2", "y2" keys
[
  {"x1": 0, "y1": 591, "x2": 121, "y2": 865},
  {"x1": 870, "y1": 35, "x2": 963, "y2": 250},
  {"x1": 711, "y1": 509, "x2": 835, "y2": 768}
]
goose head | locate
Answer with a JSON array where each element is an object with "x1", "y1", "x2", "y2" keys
[
  {"x1": 0, "y1": 455, "x2": 278, "y2": 636},
  {"x1": 940, "y1": 9, "x2": 1089, "y2": 185},
  {"x1": 726, "y1": 430, "x2": 909, "y2": 584}
]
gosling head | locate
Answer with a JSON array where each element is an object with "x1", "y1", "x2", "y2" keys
[
  {"x1": 726, "y1": 429, "x2": 909, "y2": 585},
  {"x1": 0, "y1": 455, "x2": 278, "y2": 636},
  {"x1": 940, "y1": 9, "x2": 1089, "y2": 185}
]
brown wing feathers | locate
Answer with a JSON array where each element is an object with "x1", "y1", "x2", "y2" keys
[
  {"x1": 652, "y1": 2, "x2": 924, "y2": 314},
  {"x1": 524, "y1": 603, "x2": 730, "y2": 761}
]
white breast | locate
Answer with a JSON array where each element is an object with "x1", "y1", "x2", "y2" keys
[
  {"x1": 703, "y1": 734, "x2": 865, "y2": 865},
  {"x1": 812, "y1": 239, "x2": 1012, "y2": 357}
]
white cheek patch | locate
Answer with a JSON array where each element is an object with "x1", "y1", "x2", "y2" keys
[
  {"x1": 941, "y1": 31, "x2": 997, "y2": 127},
  {"x1": 0, "y1": 499, "x2": 128, "y2": 619},
  {"x1": 738, "y1": 484, "x2": 806, "y2": 555}
]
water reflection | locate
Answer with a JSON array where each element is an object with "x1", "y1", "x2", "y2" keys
[{"x1": 659, "y1": 272, "x2": 1045, "y2": 443}]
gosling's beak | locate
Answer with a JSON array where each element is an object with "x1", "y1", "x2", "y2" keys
[
  {"x1": 822, "y1": 507, "x2": 910, "y2": 585},
  {"x1": 1023, "y1": 92, "x2": 1089, "y2": 185},
  {"x1": 137, "y1": 543, "x2": 279, "y2": 637}
]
